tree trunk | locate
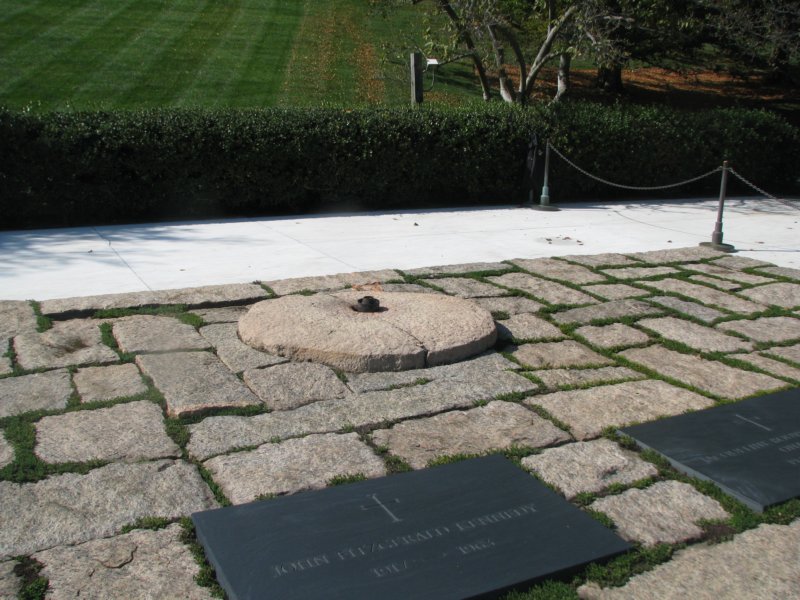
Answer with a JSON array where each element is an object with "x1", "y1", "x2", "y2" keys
[
  {"x1": 554, "y1": 53, "x2": 571, "y2": 101},
  {"x1": 597, "y1": 64, "x2": 624, "y2": 93}
]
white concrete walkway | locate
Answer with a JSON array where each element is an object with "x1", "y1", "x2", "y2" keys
[{"x1": 1, "y1": 196, "x2": 798, "y2": 301}]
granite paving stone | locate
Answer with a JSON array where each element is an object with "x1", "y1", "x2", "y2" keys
[
  {"x1": 0, "y1": 460, "x2": 218, "y2": 558},
  {"x1": 527, "y1": 380, "x2": 713, "y2": 440},
  {"x1": 242, "y1": 362, "x2": 351, "y2": 411},
  {"x1": 580, "y1": 283, "x2": 649, "y2": 300},
  {"x1": 588, "y1": 481, "x2": 729, "y2": 546},
  {"x1": 113, "y1": 315, "x2": 210, "y2": 354},
  {"x1": 740, "y1": 282, "x2": 800, "y2": 308},
  {"x1": 204, "y1": 432, "x2": 386, "y2": 504},
  {"x1": 679, "y1": 262, "x2": 774, "y2": 285},
  {"x1": 187, "y1": 370, "x2": 537, "y2": 460},
  {"x1": 33, "y1": 524, "x2": 214, "y2": 600},
  {"x1": 0, "y1": 369, "x2": 72, "y2": 418},
  {"x1": 551, "y1": 299, "x2": 662, "y2": 325},
  {"x1": 627, "y1": 246, "x2": 726, "y2": 263},
  {"x1": 35, "y1": 401, "x2": 180, "y2": 464},
  {"x1": 688, "y1": 274, "x2": 741, "y2": 291},
  {"x1": 735, "y1": 353, "x2": 800, "y2": 382},
  {"x1": 378, "y1": 283, "x2": 442, "y2": 294},
  {"x1": 521, "y1": 439, "x2": 657, "y2": 499},
  {"x1": 0, "y1": 356, "x2": 10, "y2": 377},
  {"x1": 619, "y1": 345, "x2": 785, "y2": 399},
  {"x1": 560, "y1": 253, "x2": 642, "y2": 267},
  {"x1": 512, "y1": 341, "x2": 614, "y2": 369},
  {"x1": 600, "y1": 266, "x2": 679, "y2": 280},
  {"x1": 761, "y1": 343, "x2": 800, "y2": 364},
  {"x1": 199, "y1": 323, "x2": 287, "y2": 372},
  {"x1": 191, "y1": 305, "x2": 250, "y2": 323},
  {"x1": 646, "y1": 296, "x2": 727, "y2": 323},
  {"x1": 370, "y1": 401, "x2": 570, "y2": 469},
  {"x1": 427, "y1": 277, "x2": 507, "y2": 298},
  {"x1": 533, "y1": 366, "x2": 645, "y2": 389},
  {"x1": 643, "y1": 278, "x2": 767, "y2": 313},
  {"x1": 496, "y1": 313, "x2": 565, "y2": 341},
  {"x1": 709, "y1": 255, "x2": 772, "y2": 270},
  {"x1": 0, "y1": 561, "x2": 20, "y2": 600},
  {"x1": 473, "y1": 296, "x2": 544, "y2": 315},
  {"x1": 575, "y1": 323, "x2": 649, "y2": 349},
  {"x1": 510, "y1": 257, "x2": 606, "y2": 284},
  {"x1": 264, "y1": 269, "x2": 401, "y2": 296},
  {"x1": 578, "y1": 521, "x2": 800, "y2": 600},
  {"x1": 136, "y1": 352, "x2": 261, "y2": 417},
  {"x1": 487, "y1": 273, "x2": 598, "y2": 305},
  {"x1": 73, "y1": 363, "x2": 147, "y2": 402},
  {"x1": 0, "y1": 433, "x2": 13, "y2": 469},
  {"x1": 403, "y1": 262, "x2": 512, "y2": 277},
  {"x1": 716, "y1": 316, "x2": 800, "y2": 342},
  {"x1": 636, "y1": 316, "x2": 753, "y2": 352},
  {"x1": 0, "y1": 300, "x2": 37, "y2": 341},
  {"x1": 754, "y1": 265, "x2": 800, "y2": 280},
  {"x1": 345, "y1": 352, "x2": 518, "y2": 393},
  {"x1": 13, "y1": 320, "x2": 118, "y2": 370},
  {"x1": 39, "y1": 284, "x2": 269, "y2": 317}
]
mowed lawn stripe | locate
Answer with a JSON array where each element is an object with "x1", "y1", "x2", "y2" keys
[
  {"x1": 224, "y1": 0, "x2": 305, "y2": 107},
  {"x1": 0, "y1": 0, "x2": 140, "y2": 109},
  {"x1": 0, "y1": 0, "x2": 83, "y2": 55},
  {"x1": 72, "y1": 1, "x2": 202, "y2": 109}
]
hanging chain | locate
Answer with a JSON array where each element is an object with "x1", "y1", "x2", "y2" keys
[
  {"x1": 727, "y1": 167, "x2": 800, "y2": 210},
  {"x1": 547, "y1": 142, "x2": 722, "y2": 191}
]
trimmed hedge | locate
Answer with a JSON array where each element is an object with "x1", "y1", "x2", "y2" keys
[{"x1": 1, "y1": 103, "x2": 797, "y2": 229}]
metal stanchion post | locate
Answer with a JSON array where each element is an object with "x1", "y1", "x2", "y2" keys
[
  {"x1": 699, "y1": 160, "x2": 735, "y2": 252},
  {"x1": 532, "y1": 141, "x2": 560, "y2": 212}
]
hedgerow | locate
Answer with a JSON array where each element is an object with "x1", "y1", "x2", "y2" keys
[{"x1": 1, "y1": 103, "x2": 797, "y2": 229}]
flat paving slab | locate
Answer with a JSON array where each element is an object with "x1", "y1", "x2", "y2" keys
[
  {"x1": 512, "y1": 341, "x2": 614, "y2": 369},
  {"x1": 619, "y1": 345, "x2": 784, "y2": 400},
  {"x1": 620, "y1": 388, "x2": 800, "y2": 511},
  {"x1": 575, "y1": 323, "x2": 649, "y2": 349},
  {"x1": 589, "y1": 481, "x2": 729, "y2": 546},
  {"x1": 204, "y1": 432, "x2": 387, "y2": 504},
  {"x1": 199, "y1": 322, "x2": 287, "y2": 373},
  {"x1": 487, "y1": 273, "x2": 599, "y2": 306},
  {"x1": 370, "y1": 401, "x2": 570, "y2": 469},
  {"x1": 0, "y1": 434, "x2": 13, "y2": 469},
  {"x1": 716, "y1": 316, "x2": 800, "y2": 342},
  {"x1": 426, "y1": 277, "x2": 505, "y2": 298},
  {"x1": 600, "y1": 266, "x2": 679, "y2": 280},
  {"x1": 0, "y1": 369, "x2": 72, "y2": 418},
  {"x1": 636, "y1": 316, "x2": 753, "y2": 352},
  {"x1": 527, "y1": 380, "x2": 714, "y2": 440},
  {"x1": 533, "y1": 366, "x2": 644, "y2": 389},
  {"x1": 113, "y1": 315, "x2": 210, "y2": 354},
  {"x1": 740, "y1": 282, "x2": 800, "y2": 308},
  {"x1": 72, "y1": 363, "x2": 147, "y2": 402},
  {"x1": 496, "y1": 313, "x2": 565, "y2": 341},
  {"x1": 0, "y1": 460, "x2": 217, "y2": 559},
  {"x1": 13, "y1": 320, "x2": 118, "y2": 370},
  {"x1": 521, "y1": 439, "x2": 657, "y2": 500},
  {"x1": 643, "y1": 278, "x2": 767, "y2": 313},
  {"x1": 192, "y1": 456, "x2": 630, "y2": 600},
  {"x1": 33, "y1": 524, "x2": 214, "y2": 600},
  {"x1": 136, "y1": 352, "x2": 262, "y2": 417},
  {"x1": 264, "y1": 269, "x2": 401, "y2": 296},
  {"x1": 403, "y1": 262, "x2": 512, "y2": 277},
  {"x1": 646, "y1": 296, "x2": 727, "y2": 323},
  {"x1": 581, "y1": 284, "x2": 648, "y2": 300},
  {"x1": 35, "y1": 400, "x2": 180, "y2": 464},
  {"x1": 0, "y1": 300, "x2": 37, "y2": 340},
  {"x1": 579, "y1": 521, "x2": 800, "y2": 599},
  {"x1": 551, "y1": 300, "x2": 661, "y2": 325},
  {"x1": 242, "y1": 362, "x2": 351, "y2": 411},
  {"x1": 510, "y1": 257, "x2": 606, "y2": 284},
  {"x1": 472, "y1": 296, "x2": 544, "y2": 315}
]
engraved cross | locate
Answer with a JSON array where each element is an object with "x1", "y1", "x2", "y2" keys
[
  {"x1": 734, "y1": 414, "x2": 772, "y2": 432},
  {"x1": 361, "y1": 494, "x2": 403, "y2": 523}
]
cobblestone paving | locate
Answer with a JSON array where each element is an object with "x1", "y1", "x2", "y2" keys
[{"x1": 1, "y1": 247, "x2": 798, "y2": 598}]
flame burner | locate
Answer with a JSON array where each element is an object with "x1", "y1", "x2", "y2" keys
[{"x1": 353, "y1": 296, "x2": 381, "y2": 313}]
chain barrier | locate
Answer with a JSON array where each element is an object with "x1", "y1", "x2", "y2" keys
[
  {"x1": 547, "y1": 142, "x2": 722, "y2": 191},
  {"x1": 728, "y1": 167, "x2": 800, "y2": 210}
]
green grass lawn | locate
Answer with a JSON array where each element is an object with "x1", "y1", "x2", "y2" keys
[{"x1": 0, "y1": 0, "x2": 480, "y2": 112}]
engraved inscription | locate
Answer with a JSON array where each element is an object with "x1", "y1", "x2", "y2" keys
[
  {"x1": 689, "y1": 429, "x2": 800, "y2": 467},
  {"x1": 268, "y1": 501, "x2": 538, "y2": 580}
]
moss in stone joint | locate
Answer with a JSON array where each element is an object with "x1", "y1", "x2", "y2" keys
[{"x1": 178, "y1": 517, "x2": 226, "y2": 598}]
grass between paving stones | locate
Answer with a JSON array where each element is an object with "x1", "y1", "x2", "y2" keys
[
  {"x1": 28, "y1": 301, "x2": 51, "y2": 332},
  {"x1": 328, "y1": 473, "x2": 368, "y2": 486},
  {"x1": 179, "y1": 517, "x2": 226, "y2": 598},
  {"x1": 93, "y1": 305, "x2": 206, "y2": 328},
  {"x1": 14, "y1": 557, "x2": 48, "y2": 600}
]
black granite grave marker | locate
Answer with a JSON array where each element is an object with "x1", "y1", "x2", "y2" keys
[
  {"x1": 621, "y1": 387, "x2": 800, "y2": 512},
  {"x1": 192, "y1": 455, "x2": 630, "y2": 600}
]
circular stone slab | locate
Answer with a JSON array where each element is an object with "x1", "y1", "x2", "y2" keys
[{"x1": 238, "y1": 291, "x2": 497, "y2": 372}]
